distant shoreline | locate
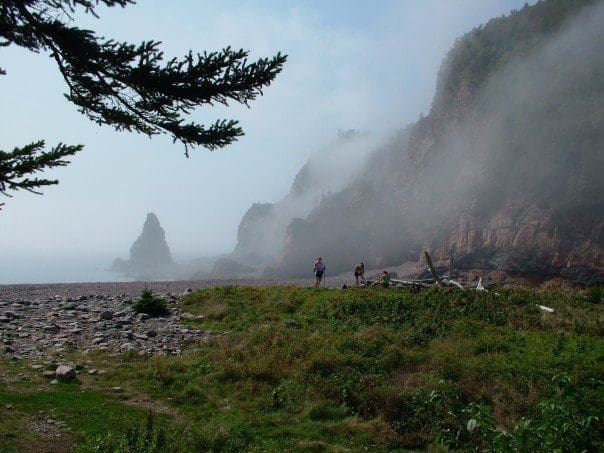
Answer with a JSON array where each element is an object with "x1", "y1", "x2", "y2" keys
[{"x1": 0, "y1": 278, "x2": 346, "y2": 302}]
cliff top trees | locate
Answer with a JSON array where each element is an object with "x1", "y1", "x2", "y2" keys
[{"x1": 0, "y1": 0, "x2": 286, "y2": 207}]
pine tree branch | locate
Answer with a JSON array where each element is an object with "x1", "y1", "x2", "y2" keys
[
  {"x1": 0, "y1": 0, "x2": 286, "y2": 208},
  {"x1": 5, "y1": 1, "x2": 287, "y2": 153},
  {"x1": 0, "y1": 140, "x2": 83, "y2": 209}
]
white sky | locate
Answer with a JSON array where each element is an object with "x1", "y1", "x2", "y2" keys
[{"x1": 1, "y1": 0, "x2": 532, "y2": 261}]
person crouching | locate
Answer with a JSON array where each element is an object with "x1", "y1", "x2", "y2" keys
[{"x1": 373, "y1": 270, "x2": 390, "y2": 287}]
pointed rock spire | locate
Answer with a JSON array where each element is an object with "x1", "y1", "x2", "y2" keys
[
  {"x1": 129, "y1": 213, "x2": 173, "y2": 268},
  {"x1": 111, "y1": 213, "x2": 173, "y2": 277}
]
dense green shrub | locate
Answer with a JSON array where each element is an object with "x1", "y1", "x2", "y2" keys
[
  {"x1": 586, "y1": 285, "x2": 603, "y2": 305},
  {"x1": 133, "y1": 290, "x2": 169, "y2": 316},
  {"x1": 433, "y1": 374, "x2": 603, "y2": 451}
]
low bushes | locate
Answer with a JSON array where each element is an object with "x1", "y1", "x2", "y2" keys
[
  {"x1": 85, "y1": 285, "x2": 604, "y2": 451},
  {"x1": 133, "y1": 290, "x2": 168, "y2": 316},
  {"x1": 175, "y1": 285, "x2": 602, "y2": 451}
]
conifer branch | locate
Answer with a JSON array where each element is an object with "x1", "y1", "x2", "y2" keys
[{"x1": 0, "y1": 140, "x2": 83, "y2": 209}]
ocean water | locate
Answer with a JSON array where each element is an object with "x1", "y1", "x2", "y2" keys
[{"x1": 0, "y1": 254, "x2": 132, "y2": 284}]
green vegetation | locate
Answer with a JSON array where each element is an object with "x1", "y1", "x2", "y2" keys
[
  {"x1": 133, "y1": 290, "x2": 169, "y2": 317},
  {"x1": 1, "y1": 285, "x2": 602, "y2": 451},
  {"x1": 76, "y1": 410, "x2": 191, "y2": 453},
  {"x1": 433, "y1": 0, "x2": 604, "y2": 217},
  {"x1": 436, "y1": 0, "x2": 598, "y2": 112}
]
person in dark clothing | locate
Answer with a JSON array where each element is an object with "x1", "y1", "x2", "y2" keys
[{"x1": 314, "y1": 257, "x2": 326, "y2": 287}]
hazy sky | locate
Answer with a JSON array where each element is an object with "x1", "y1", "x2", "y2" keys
[{"x1": 1, "y1": 0, "x2": 533, "y2": 263}]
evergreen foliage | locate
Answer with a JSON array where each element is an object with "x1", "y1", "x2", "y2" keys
[
  {"x1": 0, "y1": 140, "x2": 82, "y2": 209},
  {"x1": 0, "y1": 0, "x2": 286, "y2": 206},
  {"x1": 434, "y1": 0, "x2": 598, "y2": 113},
  {"x1": 133, "y1": 289, "x2": 168, "y2": 316}
]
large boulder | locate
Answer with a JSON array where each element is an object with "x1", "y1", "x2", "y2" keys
[{"x1": 55, "y1": 365, "x2": 76, "y2": 382}]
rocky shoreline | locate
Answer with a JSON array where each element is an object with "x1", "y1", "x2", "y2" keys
[
  {"x1": 1, "y1": 271, "x2": 574, "y2": 365},
  {"x1": 0, "y1": 278, "x2": 338, "y2": 303},
  {"x1": 0, "y1": 289, "x2": 204, "y2": 362},
  {"x1": 0, "y1": 279, "x2": 337, "y2": 363}
]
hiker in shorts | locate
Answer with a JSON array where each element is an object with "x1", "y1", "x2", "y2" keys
[
  {"x1": 373, "y1": 270, "x2": 390, "y2": 287},
  {"x1": 354, "y1": 262, "x2": 365, "y2": 285},
  {"x1": 314, "y1": 257, "x2": 326, "y2": 287}
]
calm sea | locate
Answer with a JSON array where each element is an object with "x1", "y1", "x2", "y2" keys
[{"x1": 0, "y1": 254, "x2": 132, "y2": 284}]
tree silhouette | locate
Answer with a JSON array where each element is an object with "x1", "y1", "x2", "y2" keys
[{"x1": 0, "y1": 0, "x2": 286, "y2": 208}]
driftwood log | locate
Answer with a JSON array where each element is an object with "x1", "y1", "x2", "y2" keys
[
  {"x1": 360, "y1": 252, "x2": 495, "y2": 292},
  {"x1": 381, "y1": 252, "x2": 484, "y2": 291},
  {"x1": 424, "y1": 251, "x2": 465, "y2": 289}
]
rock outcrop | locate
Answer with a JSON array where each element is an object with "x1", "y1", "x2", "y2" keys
[
  {"x1": 233, "y1": 0, "x2": 604, "y2": 283},
  {"x1": 231, "y1": 203, "x2": 277, "y2": 266},
  {"x1": 112, "y1": 213, "x2": 174, "y2": 279}
]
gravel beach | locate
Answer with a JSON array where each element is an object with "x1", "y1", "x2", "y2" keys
[{"x1": 0, "y1": 277, "x2": 350, "y2": 303}]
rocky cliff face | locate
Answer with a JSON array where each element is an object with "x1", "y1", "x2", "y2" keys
[
  {"x1": 230, "y1": 132, "x2": 378, "y2": 269},
  {"x1": 234, "y1": 0, "x2": 604, "y2": 283},
  {"x1": 111, "y1": 213, "x2": 174, "y2": 279},
  {"x1": 428, "y1": 201, "x2": 602, "y2": 276},
  {"x1": 231, "y1": 203, "x2": 277, "y2": 266}
]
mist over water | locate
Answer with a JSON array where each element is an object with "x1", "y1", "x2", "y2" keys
[
  {"x1": 1, "y1": 254, "x2": 130, "y2": 284},
  {"x1": 0, "y1": 251, "x2": 216, "y2": 284},
  {"x1": 1, "y1": 1, "x2": 551, "y2": 284}
]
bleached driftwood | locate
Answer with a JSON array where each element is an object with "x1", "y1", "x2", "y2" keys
[
  {"x1": 476, "y1": 277, "x2": 488, "y2": 292},
  {"x1": 356, "y1": 252, "x2": 496, "y2": 292},
  {"x1": 390, "y1": 278, "x2": 434, "y2": 288},
  {"x1": 424, "y1": 251, "x2": 464, "y2": 289},
  {"x1": 442, "y1": 278, "x2": 464, "y2": 289}
]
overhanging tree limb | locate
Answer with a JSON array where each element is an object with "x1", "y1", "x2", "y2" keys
[
  {"x1": 0, "y1": 0, "x2": 286, "y2": 207},
  {"x1": 0, "y1": 141, "x2": 82, "y2": 209},
  {"x1": 6, "y1": 1, "x2": 286, "y2": 153}
]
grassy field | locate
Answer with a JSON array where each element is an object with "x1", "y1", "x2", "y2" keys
[{"x1": 1, "y1": 285, "x2": 602, "y2": 451}]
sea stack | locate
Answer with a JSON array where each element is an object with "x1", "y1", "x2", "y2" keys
[
  {"x1": 112, "y1": 213, "x2": 174, "y2": 278},
  {"x1": 129, "y1": 213, "x2": 173, "y2": 268}
]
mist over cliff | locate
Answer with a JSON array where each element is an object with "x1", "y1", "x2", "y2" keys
[
  {"x1": 230, "y1": 131, "x2": 381, "y2": 267},
  {"x1": 226, "y1": 0, "x2": 603, "y2": 282}
]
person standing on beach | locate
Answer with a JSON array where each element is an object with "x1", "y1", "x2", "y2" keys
[
  {"x1": 354, "y1": 262, "x2": 365, "y2": 285},
  {"x1": 314, "y1": 257, "x2": 326, "y2": 287}
]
